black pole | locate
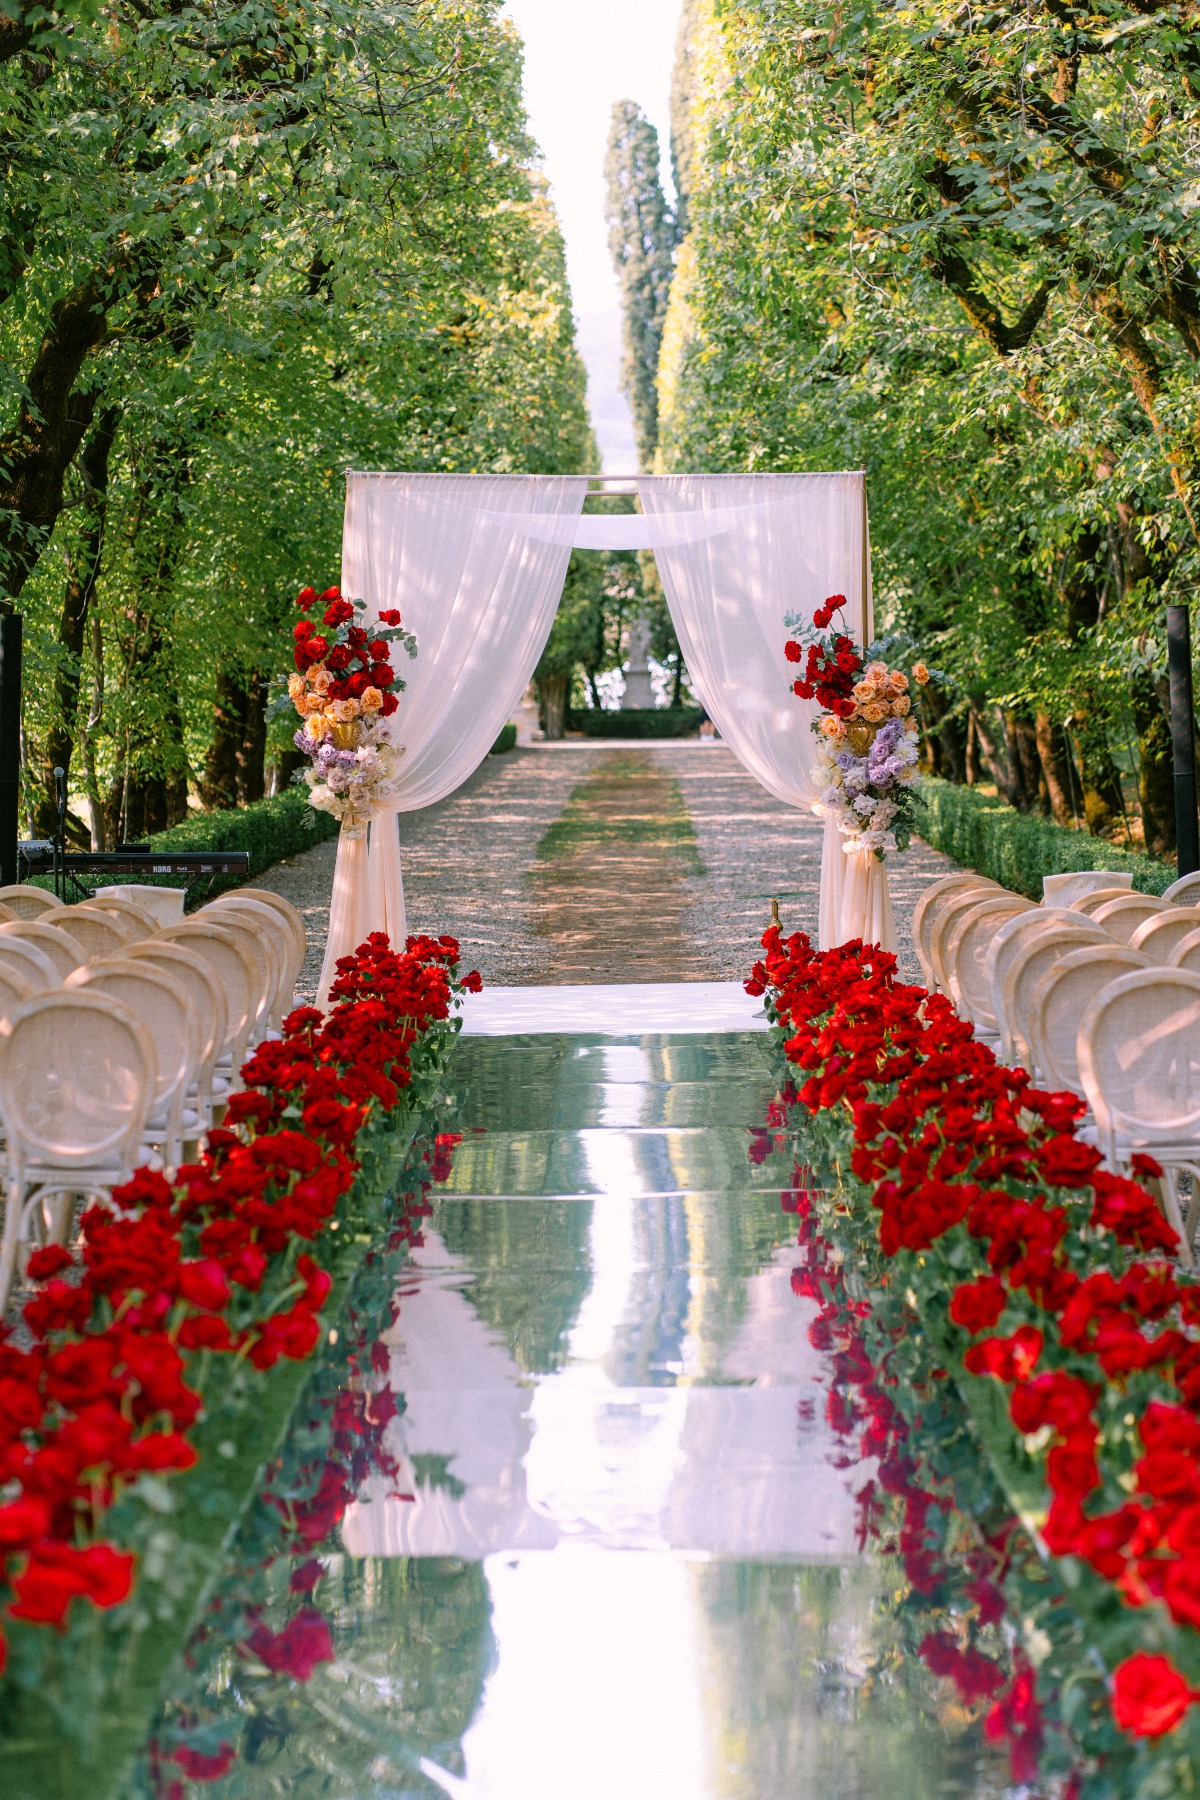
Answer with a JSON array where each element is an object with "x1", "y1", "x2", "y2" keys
[
  {"x1": 1167, "y1": 603, "x2": 1200, "y2": 878},
  {"x1": 0, "y1": 612, "x2": 21, "y2": 886}
]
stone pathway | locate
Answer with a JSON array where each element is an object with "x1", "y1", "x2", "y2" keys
[{"x1": 253, "y1": 744, "x2": 961, "y2": 997}]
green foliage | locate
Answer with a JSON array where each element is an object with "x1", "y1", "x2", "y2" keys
[
  {"x1": 605, "y1": 101, "x2": 677, "y2": 467},
  {"x1": 919, "y1": 778, "x2": 1173, "y2": 899},
  {"x1": 489, "y1": 722, "x2": 517, "y2": 755},
  {"x1": 140, "y1": 791, "x2": 339, "y2": 903},
  {"x1": 4, "y1": 0, "x2": 592, "y2": 841},
  {"x1": 660, "y1": 0, "x2": 1200, "y2": 853},
  {"x1": 567, "y1": 706, "x2": 703, "y2": 739}
]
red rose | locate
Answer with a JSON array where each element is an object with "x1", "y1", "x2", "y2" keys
[
  {"x1": 323, "y1": 599, "x2": 354, "y2": 627},
  {"x1": 378, "y1": 608, "x2": 402, "y2": 626},
  {"x1": 326, "y1": 644, "x2": 350, "y2": 670},
  {"x1": 319, "y1": 587, "x2": 341, "y2": 602},
  {"x1": 1164, "y1": 1559, "x2": 1200, "y2": 1631},
  {"x1": 784, "y1": 639, "x2": 803, "y2": 662},
  {"x1": 949, "y1": 1276, "x2": 1007, "y2": 1335},
  {"x1": 25, "y1": 1245, "x2": 74, "y2": 1281},
  {"x1": 243, "y1": 1607, "x2": 334, "y2": 1681},
  {"x1": 295, "y1": 586, "x2": 317, "y2": 607},
  {"x1": 0, "y1": 1497, "x2": 50, "y2": 1548},
  {"x1": 963, "y1": 1326, "x2": 1043, "y2": 1383},
  {"x1": 178, "y1": 1259, "x2": 231, "y2": 1313},
  {"x1": 1111, "y1": 1652, "x2": 1196, "y2": 1738},
  {"x1": 174, "y1": 1743, "x2": 236, "y2": 1781},
  {"x1": 1034, "y1": 1135, "x2": 1102, "y2": 1187},
  {"x1": 380, "y1": 692, "x2": 399, "y2": 716}
]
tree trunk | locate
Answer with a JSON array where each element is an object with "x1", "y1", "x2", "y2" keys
[
  {"x1": 1131, "y1": 670, "x2": 1176, "y2": 856},
  {"x1": 972, "y1": 706, "x2": 1015, "y2": 799},
  {"x1": 200, "y1": 666, "x2": 246, "y2": 810},
  {"x1": 1001, "y1": 713, "x2": 1045, "y2": 812},
  {"x1": 237, "y1": 670, "x2": 267, "y2": 804},
  {"x1": 81, "y1": 610, "x2": 108, "y2": 851},
  {"x1": 31, "y1": 407, "x2": 120, "y2": 835},
  {"x1": 1034, "y1": 712, "x2": 1076, "y2": 827},
  {"x1": 539, "y1": 671, "x2": 569, "y2": 740}
]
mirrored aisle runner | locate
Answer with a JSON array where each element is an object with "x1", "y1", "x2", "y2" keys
[{"x1": 143, "y1": 984, "x2": 1011, "y2": 1800}]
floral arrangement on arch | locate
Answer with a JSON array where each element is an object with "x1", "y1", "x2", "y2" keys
[
  {"x1": 784, "y1": 593, "x2": 933, "y2": 860},
  {"x1": 279, "y1": 584, "x2": 418, "y2": 839}
]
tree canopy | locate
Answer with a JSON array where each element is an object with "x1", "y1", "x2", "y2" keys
[{"x1": 3, "y1": 0, "x2": 591, "y2": 838}]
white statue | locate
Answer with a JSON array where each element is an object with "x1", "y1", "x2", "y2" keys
[{"x1": 511, "y1": 680, "x2": 544, "y2": 746}]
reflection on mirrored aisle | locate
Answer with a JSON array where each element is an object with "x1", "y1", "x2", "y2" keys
[{"x1": 328, "y1": 1031, "x2": 1008, "y2": 1800}]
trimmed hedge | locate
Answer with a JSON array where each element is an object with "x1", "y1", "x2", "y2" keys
[
  {"x1": 490, "y1": 722, "x2": 518, "y2": 755},
  {"x1": 567, "y1": 706, "x2": 703, "y2": 739},
  {"x1": 918, "y1": 776, "x2": 1175, "y2": 898}
]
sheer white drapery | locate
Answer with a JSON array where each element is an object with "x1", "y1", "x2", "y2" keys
[
  {"x1": 316, "y1": 473, "x2": 587, "y2": 1004},
  {"x1": 636, "y1": 472, "x2": 893, "y2": 955}
]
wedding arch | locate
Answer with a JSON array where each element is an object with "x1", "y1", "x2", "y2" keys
[{"x1": 318, "y1": 470, "x2": 885, "y2": 1003}]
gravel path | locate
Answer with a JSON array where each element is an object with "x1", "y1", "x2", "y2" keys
[{"x1": 252, "y1": 743, "x2": 962, "y2": 996}]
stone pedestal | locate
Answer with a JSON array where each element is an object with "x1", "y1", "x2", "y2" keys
[{"x1": 621, "y1": 614, "x2": 655, "y2": 710}]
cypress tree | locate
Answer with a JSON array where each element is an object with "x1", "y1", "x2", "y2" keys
[{"x1": 604, "y1": 102, "x2": 677, "y2": 468}]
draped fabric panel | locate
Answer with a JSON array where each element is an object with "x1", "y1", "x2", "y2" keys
[
  {"x1": 316, "y1": 473, "x2": 587, "y2": 1004},
  {"x1": 636, "y1": 473, "x2": 894, "y2": 955}
]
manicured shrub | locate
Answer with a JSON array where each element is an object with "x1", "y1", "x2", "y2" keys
[
  {"x1": 490, "y1": 723, "x2": 518, "y2": 754},
  {"x1": 567, "y1": 706, "x2": 703, "y2": 739},
  {"x1": 919, "y1": 777, "x2": 1174, "y2": 897}
]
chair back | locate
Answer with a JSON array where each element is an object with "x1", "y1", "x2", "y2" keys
[
  {"x1": 1077, "y1": 968, "x2": 1200, "y2": 1149},
  {"x1": 65, "y1": 959, "x2": 198, "y2": 1117},
  {"x1": 155, "y1": 921, "x2": 258, "y2": 1062},
  {"x1": 928, "y1": 887, "x2": 1014, "y2": 994},
  {"x1": 1163, "y1": 871, "x2": 1200, "y2": 907},
  {"x1": 1002, "y1": 928, "x2": 1129, "y2": 1074},
  {"x1": 1026, "y1": 944, "x2": 1150, "y2": 1096},
  {"x1": 0, "y1": 920, "x2": 83, "y2": 983},
  {"x1": 911, "y1": 874, "x2": 1003, "y2": 989},
  {"x1": 1130, "y1": 907, "x2": 1200, "y2": 963},
  {"x1": 0, "y1": 885, "x2": 64, "y2": 919},
  {"x1": 45, "y1": 904, "x2": 139, "y2": 959},
  {"x1": 1092, "y1": 893, "x2": 1167, "y2": 946},
  {"x1": 120, "y1": 942, "x2": 227, "y2": 1084},
  {"x1": 944, "y1": 896, "x2": 1035, "y2": 1029},
  {"x1": 0, "y1": 992, "x2": 156, "y2": 1169},
  {"x1": 1072, "y1": 886, "x2": 1148, "y2": 917},
  {"x1": 1168, "y1": 928, "x2": 1200, "y2": 976},
  {"x1": 230, "y1": 888, "x2": 307, "y2": 966},
  {"x1": 86, "y1": 894, "x2": 160, "y2": 940},
  {"x1": 0, "y1": 935, "x2": 60, "y2": 992},
  {"x1": 207, "y1": 897, "x2": 286, "y2": 1028},
  {"x1": 0, "y1": 964, "x2": 33, "y2": 1021},
  {"x1": 985, "y1": 908, "x2": 1107, "y2": 1062}
]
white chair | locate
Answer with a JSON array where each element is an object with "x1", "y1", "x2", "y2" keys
[
  {"x1": 0, "y1": 992, "x2": 157, "y2": 1308},
  {"x1": 206, "y1": 897, "x2": 288, "y2": 1038},
  {"x1": 1026, "y1": 943, "x2": 1151, "y2": 1099},
  {"x1": 928, "y1": 887, "x2": 1019, "y2": 995},
  {"x1": 1071, "y1": 886, "x2": 1147, "y2": 918},
  {"x1": 211, "y1": 891, "x2": 306, "y2": 1026},
  {"x1": 911, "y1": 874, "x2": 1003, "y2": 990},
  {"x1": 156, "y1": 921, "x2": 261, "y2": 1100},
  {"x1": 0, "y1": 885, "x2": 64, "y2": 918},
  {"x1": 95, "y1": 883, "x2": 186, "y2": 927},
  {"x1": 45, "y1": 904, "x2": 139, "y2": 960},
  {"x1": 0, "y1": 936, "x2": 60, "y2": 992},
  {"x1": 1092, "y1": 893, "x2": 1167, "y2": 946},
  {"x1": 943, "y1": 895, "x2": 1036, "y2": 1040},
  {"x1": 121, "y1": 941, "x2": 228, "y2": 1130},
  {"x1": 985, "y1": 909, "x2": 1108, "y2": 1065},
  {"x1": 1043, "y1": 870, "x2": 1133, "y2": 906},
  {"x1": 86, "y1": 893, "x2": 160, "y2": 941},
  {"x1": 1000, "y1": 927, "x2": 1129, "y2": 1075},
  {"x1": 0, "y1": 919, "x2": 83, "y2": 984},
  {"x1": 1164, "y1": 872, "x2": 1200, "y2": 907},
  {"x1": 65, "y1": 959, "x2": 200, "y2": 1174},
  {"x1": 1130, "y1": 907, "x2": 1200, "y2": 964},
  {"x1": 0, "y1": 964, "x2": 33, "y2": 1022},
  {"x1": 1169, "y1": 929, "x2": 1200, "y2": 976},
  {"x1": 1077, "y1": 968, "x2": 1200, "y2": 1260}
]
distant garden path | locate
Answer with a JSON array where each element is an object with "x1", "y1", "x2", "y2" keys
[{"x1": 256, "y1": 744, "x2": 960, "y2": 999}]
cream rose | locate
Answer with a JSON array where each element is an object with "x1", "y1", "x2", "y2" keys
[
  {"x1": 891, "y1": 694, "x2": 912, "y2": 717},
  {"x1": 862, "y1": 700, "x2": 890, "y2": 723},
  {"x1": 311, "y1": 666, "x2": 332, "y2": 695},
  {"x1": 913, "y1": 661, "x2": 931, "y2": 686},
  {"x1": 885, "y1": 670, "x2": 910, "y2": 693},
  {"x1": 360, "y1": 685, "x2": 383, "y2": 713},
  {"x1": 818, "y1": 714, "x2": 846, "y2": 739},
  {"x1": 331, "y1": 698, "x2": 360, "y2": 723}
]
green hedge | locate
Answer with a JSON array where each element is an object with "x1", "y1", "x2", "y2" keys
[
  {"x1": 567, "y1": 706, "x2": 703, "y2": 739},
  {"x1": 490, "y1": 722, "x2": 518, "y2": 755},
  {"x1": 918, "y1": 776, "x2": 1175, "y2": 898},
  {"x1": 141, "y1": 789, "x2": 339, "y2": 900}
]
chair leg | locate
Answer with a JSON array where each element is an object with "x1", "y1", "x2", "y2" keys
[
  {"x1": 0, "y1": 1172, "x2": 25, "y2": 1313},
  {"x1": 1158, "y1": 1169, "x2": 1193, "y2": 1268}
]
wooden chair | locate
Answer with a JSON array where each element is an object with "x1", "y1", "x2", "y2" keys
[
  {"x1": 985, "y1": 909, "x2": 1107, "y2": 1065},
  {"x1": 0, "y1": 935, "x2": 61, "y2": 992},
  {"x1": 943, "y1": 894, "x2": 1036, "y2": 1039},
  {"x1": 929, "y1": 887, "x2": 1020, "y2": 996},
  {"x1": 65, "y1": 959, "x2": 200, "y2": 1174},
  {"x1": 121, "y1": 941, "x2": 228, "y2": 1129},
  {"x1": 1025, "y1": 943, "x2": 1150, "y2": 1099},
  {"x1": 911, "y1": 874, "x2": 1003, "y2": 990},
  {"x1": 44, "y1": 904, "x2": 140, "y2": 960},
  {"x1": 1071, "y1": 886, "x2": 1148, "y2": 918},
  {"x1": 86, "y1": 893, "x2": 160, "y2": 940},
  {"x1": 1163, "y1": 871, "x2": 1200, "y2": 908}
]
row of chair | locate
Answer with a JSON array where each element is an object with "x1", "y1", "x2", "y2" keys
[
  {"x1": 914, "y1": 870, "x2": 1200, "y2": 1260},
  {"x1": 0, "y1": 884, "x2": 307, "y2": 1311}
]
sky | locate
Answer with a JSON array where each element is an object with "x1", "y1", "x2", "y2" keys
[{"x1": 502, "y1": 0, "x2": 682, "y2": 473}]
